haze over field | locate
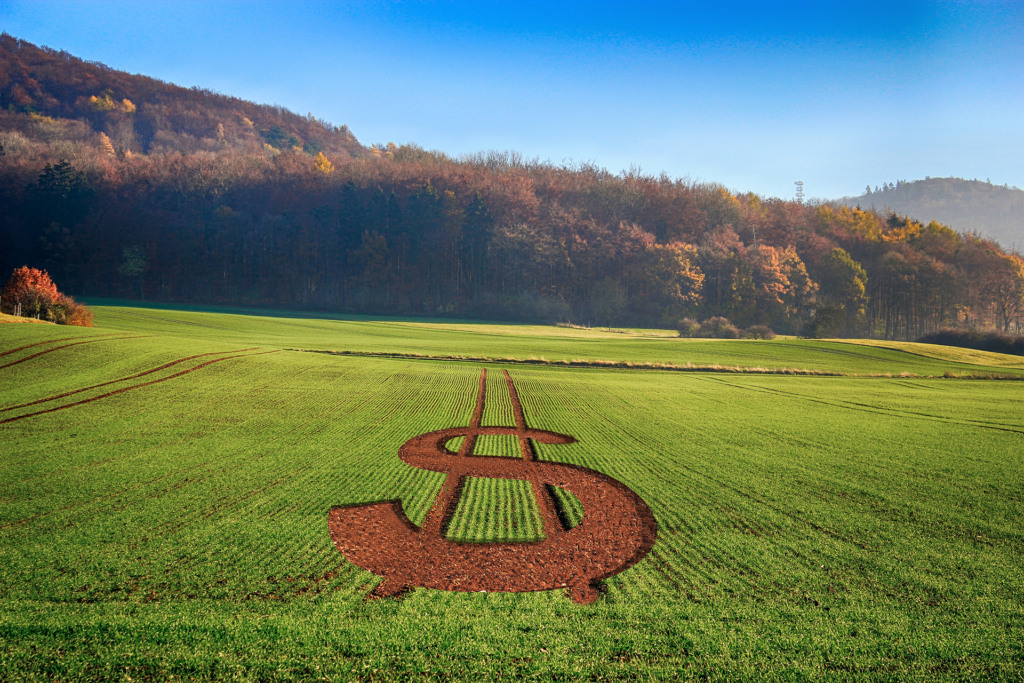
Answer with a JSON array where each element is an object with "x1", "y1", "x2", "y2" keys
[{"x1": 2, "y1": 0, "x2": 1022, "y2": 200}]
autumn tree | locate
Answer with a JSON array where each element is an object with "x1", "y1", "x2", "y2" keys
[
  {"x1": 625, "y1": 243, "x2": 704, "y2": 324},
  {"x1": 779, "y1": 247, "x2": 818, "y2": 329},
  {"x1": 0, "y1": 266, "x2": 92, "y2": 325},
  {"x1": 98, "y1": 132, "x2": 116, "y2": 156},
  {"x1": 1, "y1": 266, "x2": 59, "y2": 317},
  {"x1": 695, "y1": 225, "x2": 745, "y2": 319},
  {"x1": 983, "y1": 252, "x2": 1024, "y2": 332},
  {"x1": 313, "y1": 151, "x2": 334, "y2": 174}
]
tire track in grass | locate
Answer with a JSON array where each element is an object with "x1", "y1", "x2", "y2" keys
[
  {"x1": 0, "y1": 334, "x2": 124, "y2": 357},
  {"x1": 14, "y1": 368, "x2": 478, "y2": 597},
  {"x1": 0, "y1": 357, "x2": 360, "y2": 489},
  {"x1": 0, "y1": 335, "x2": 152, "y2": 369},
  {"x1": 3, "y1": 361, "x2": 425, "y2": 597},
  {"x1": 0, "y1": 350, "x2": 279, "y2": 424},
  {"x1": 0, "y1": 349, "x2": 259, "y2": 412},
  {"x1": 0, "y1": 364, "x2": 313, "y2": 479}
]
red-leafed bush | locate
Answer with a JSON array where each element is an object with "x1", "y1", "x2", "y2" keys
[{"x1": 1, "y1": 266, "x2": 93, "y2": 326}]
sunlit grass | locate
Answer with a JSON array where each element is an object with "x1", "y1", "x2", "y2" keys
[{"x1": 1, "y1": 306, "x2": 1021, "y2": 680}]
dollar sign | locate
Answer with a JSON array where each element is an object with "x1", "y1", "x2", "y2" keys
[{"x1": 328, "y1": 369, "x2": 657, "y2": 604}]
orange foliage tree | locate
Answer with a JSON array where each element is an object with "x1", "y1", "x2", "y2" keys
[{"x1": 1, "y1": 266, "x2": 93, "y2": 326}]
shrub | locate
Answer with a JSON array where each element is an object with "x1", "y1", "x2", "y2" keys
[
  {"x1": 45, "y1": 295, "x2": 94, "y2": 327},
  {"x1": 1, "y1": 266, "x2": 93, "y2": 326},
  {"x1": 696, "y1": 316, "x2": 741, "y2": 339},
  {"x1": 675, "y1": 318, "x2": 700, "y2": 337},
  {"x1": 744, "y1": 324, "x2": 776, "y2": 340}
]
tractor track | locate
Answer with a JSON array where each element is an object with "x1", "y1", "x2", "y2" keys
[
  {"x1": 0, "y1": 334, "x2": 124, "y2": 357},
  {"x1": 0, "y1": 335, "x2": 153, "y2": 369},
  {"x1": 0, "y1": 349, "x2": 280, "y2": 425},
  {"x1": 1, "y1": 348, "x2": 259, "y2": 413}
]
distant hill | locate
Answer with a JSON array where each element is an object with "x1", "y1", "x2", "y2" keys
[
  {"x1": 0, "y1": 33, "x2": 363, "y2": 159},
  {"x1": 837, "y1": 178, "x2": 1024, "y2": 251}
]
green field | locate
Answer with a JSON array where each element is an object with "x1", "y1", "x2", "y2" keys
[{"x1": 1, "y1": 305, "x2": 1022, "y2": 680}]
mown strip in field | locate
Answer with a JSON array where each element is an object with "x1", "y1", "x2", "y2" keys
[
  {"x1": 289, "y1": 347, "x2": 1024, "y2": 380},
  {"x1": 292, "y1": 348, "x2": 844, "y2": 375}
]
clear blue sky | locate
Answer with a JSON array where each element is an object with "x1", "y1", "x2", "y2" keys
[{"x1": 3, "y1": 0, "x2": 1022, "y2": 200}]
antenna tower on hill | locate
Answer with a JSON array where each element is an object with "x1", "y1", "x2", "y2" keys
[{"x1": 795, "y1": 180, "x2": 804, "y2": 204}]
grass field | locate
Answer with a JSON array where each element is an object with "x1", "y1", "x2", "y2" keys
[{"x1": 1, "y1": 304, "x2": 1022, "y2": 680}]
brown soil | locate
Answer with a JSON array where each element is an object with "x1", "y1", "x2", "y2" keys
[
  {"x1": 329, "y1": 368, "x2": 657, "y2": 604},
  {"x1": 0, "y1": 349, "x2": 278, "y2": 425}
]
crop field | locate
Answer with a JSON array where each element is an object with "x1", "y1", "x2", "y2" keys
[{"x1": 1, "y1": 304, "x2": 1022, "y2": 680}]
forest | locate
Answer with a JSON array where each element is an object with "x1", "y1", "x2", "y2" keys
[{"x1": 2, "y1": 34, "x2": 1022, "y2": 337}]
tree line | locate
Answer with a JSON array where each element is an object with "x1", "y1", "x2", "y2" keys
[
  {"x1": 2, "y1": 148, "x2": 1021, "y2": 337},
  {"x1": 1, "y1": 34, "x2": 1022, "y2": 337}
]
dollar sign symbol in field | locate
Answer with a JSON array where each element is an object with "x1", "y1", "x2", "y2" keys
[{"x1": 329, "y1": 369, "x2": 657, "y2": 603}]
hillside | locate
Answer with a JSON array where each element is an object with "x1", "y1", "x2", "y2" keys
[
  {"x1": 0, "y1": 33, "x2": 362, "y2": 159},
  {"x1": 838, "y1": 178, "x2": 1024, "y2": 251},
  {"x1": 1, "y1": 35, "x2": 1023, "y2": 339}
]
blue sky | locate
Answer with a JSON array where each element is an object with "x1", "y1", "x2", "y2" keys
[{"x1": 2, "y1": 1, "x2": 1022, "y2": 200}]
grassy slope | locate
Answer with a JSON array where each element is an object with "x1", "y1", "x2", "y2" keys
[
  {"x1": 0, "y1": 313, "x2": 53, "y2": 324},
  {"x1": 90, "y1": 304, "x2": 1024, "y2": 377},
  {"x1": 1, "y1": 307, "x2": 1022, "y2": 680}
]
